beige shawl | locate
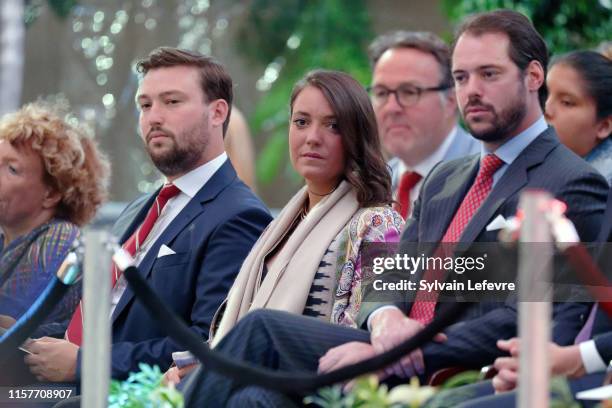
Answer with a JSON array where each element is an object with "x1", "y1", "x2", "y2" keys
[{"x1": 212, "y1": 180, "x2": 359, "y2": 346}]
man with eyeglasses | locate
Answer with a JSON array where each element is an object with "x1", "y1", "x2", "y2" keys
[{"x1": 368, "y1": 31, "x2": 480, "y2": 219}]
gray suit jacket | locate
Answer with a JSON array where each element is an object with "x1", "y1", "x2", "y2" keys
[
  {"x1": 359, "y1": 128, "x2": 609, "y2": 371},
  {"x1": 388, "y1": 125, "x2": 480, "y2": 193}
]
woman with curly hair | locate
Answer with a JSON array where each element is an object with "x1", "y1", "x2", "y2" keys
[{"x1": 0, "y1": 101, "x2": 110, "y2": 338}]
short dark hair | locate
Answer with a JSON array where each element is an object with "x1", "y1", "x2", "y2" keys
[
  {"x1": 550, "y1": 50, "x2": 612, "y2": 120},
  {"x1": 136, "y1": 47, "x2": 233, "y2": 135},
  {"x1": 453, "y1": 9, "x2": 549, "y2": 107},
  {"x1": 369, "y1": 31, "x2": 453, "y2": 88},
  {"x1": 290, "y1": 70, "x2": 393, "y2": 207}
]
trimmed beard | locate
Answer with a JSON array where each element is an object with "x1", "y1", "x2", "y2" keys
[
  {"x1": 146, "y1": 123, "x2": 209, "y2": 177},
  {"x1": 464, "y1": 83, "x2": 527, "y2": 143}
]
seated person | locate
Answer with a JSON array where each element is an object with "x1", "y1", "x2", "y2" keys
[
  {"x1": 213, "y1": 69, "x2": 403, "y2": 339},
  {"x1": 0, "y1": 101, "x2": 109, "y2": 385},
  {"x1": 545, "y1": 50, "x2": 612, "y2": 184},
  {"x1": 445, "y1": 190, "x2": 612, "y2": 408},
  {"x1": 20, "y1": 47, "x2": 272, "y2": 385},
  {"x1": 166, "y1": 70, "x2": 403, "y2": 383},
  {"x1": 0, "y1": 101, "x2": 109, "y2": 337}
]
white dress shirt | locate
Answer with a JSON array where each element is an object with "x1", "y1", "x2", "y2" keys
[
  {"x1": 395, "y1": 126, "x2": 458, "y2": 218},
  {"x1": 580, "y1": 340, "x2": 608, "y2": 373}
]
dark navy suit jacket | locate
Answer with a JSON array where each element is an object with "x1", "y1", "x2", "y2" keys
[
  {"x1": 358, "y1": 127, "x2": 610, "y2": 376},
  {"x1": 77, "y1": 161, "x2": 272, "y2": 379}
]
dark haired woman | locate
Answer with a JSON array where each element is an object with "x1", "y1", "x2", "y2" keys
[
  {"x1": 545, "y1": 50, "x2": 612, "y2": 184},
  {"x1": 211, "y1": 70, "x2": 403, "y2": 345}
]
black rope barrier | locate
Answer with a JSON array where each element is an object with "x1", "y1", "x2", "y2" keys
[
  {"x1": 0, "y1": 278, "x2": 72, "y2": 363},
  {"x1": 123, "y1": 264, "x2": 469, "y2": 393},
  {"x1": 123, "y1": 241, "x2": 612, "y2": 395},
  {"x1": 0, "y1": 248, "x2": 79, "y2": 363},
  {"x1": 1, "y1": 232, "x2": 608, "y2": 399}
]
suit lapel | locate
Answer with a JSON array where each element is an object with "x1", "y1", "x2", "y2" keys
[
  {"x1": 388, "y1": 157, "x2": 401, "y2": 193},
  {"x1": 117, "y1": 193, "x2": 158, "y2": 244},
  {"x1": 422, "y1": 155, "x2": 479, "y2": 242},
  {"x1": 111, "y1": 161, "x2": 238, "y2": 322},
  {"x1": 460, "y1": 128, "x2": 558, "y2": 244},
  {"x1": 598, "y1": 190, "x2": 612, "y2": 242}
]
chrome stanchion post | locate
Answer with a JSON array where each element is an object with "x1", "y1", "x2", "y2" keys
[
  {"x1": 517, "y1": 190, "x2": 553, "y2": 408},
  {"x1": 81, "y1": 228, "x2": 113, "y2": 408}
]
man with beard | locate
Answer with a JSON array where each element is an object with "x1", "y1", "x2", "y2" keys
[
  {"x1": 22, "y1": 47, "x2": 272, "y2": 383},
  {"x1": 354, "y1": 7, "x2": 609, "y2": 381},
  {"x1": 174, "y1": 10, "x2": 609, "y2": 407}
]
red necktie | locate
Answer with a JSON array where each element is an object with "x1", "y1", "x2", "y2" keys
[
  {"x1": 65, "y1": 184, "x2": 181, "y2": 345},
  {"x1": 409, "y1": 154, "x2": 504, "y2": 324},
  {"x1": 394, "y1": 171, "x2": 422, "y2": 219}
]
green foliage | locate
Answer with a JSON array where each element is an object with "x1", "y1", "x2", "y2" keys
[
  {"x1": 437, "y1": 370, "x2": 481, "y2": 389},
  {"x1": 441, "y1": 0, "x2": 612, "y2": 55},
  {"x1": 108, "y1": 363, "x2": 184, "y2": 408},
  {"x1": 236, "y1": 0, "x2": 374, "y2": 185},
  {"x1": 256, "y1": 129, "x2": 289, "y2": 184},
  {"x1": 304, "y1": 383, "x2": 355, "y2": 408},
  {"x1": 307, "y1": 373, "x2": 583, "y2": 408},
  {"x1": 24, "y1": 0, "x2": 78, "y2": 26},
  {"x1": 47, "y1": 0, "x2": 78, "y2": 18},
  {"x1": 236, "y1": 0, "x2": 308, "y2": 64},
  {"x1": 549, "y1": 376, "x2": 582, "y2": 408},
  {"x1": 305, "y1": 376, "x2": 436, "y2": 408}
]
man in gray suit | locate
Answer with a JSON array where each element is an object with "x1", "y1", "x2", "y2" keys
[
  {"x1": 368, "y1": 31, "x2": 480, "y2": 219},
  {"x1": 357, "y1": 9, "x2": 608, "y2": 383}
]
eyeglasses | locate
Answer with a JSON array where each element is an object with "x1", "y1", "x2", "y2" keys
[{"x1": 367, "y1": 83, "x2": 453, "y2": 108}]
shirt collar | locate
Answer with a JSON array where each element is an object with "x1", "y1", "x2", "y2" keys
[
  {"x1": 398, "y1": 125, "x2": 459, "y2": 177},
  {"x1": 481, "y1": 115, "x2": 547, "y2": 165},
  {"x1": 170, "y1": 152, "x2": 227, "y2": 198}
]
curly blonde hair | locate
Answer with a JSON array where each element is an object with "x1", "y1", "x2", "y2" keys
[{"x1": 0, "y1": 101, "x2": 110, "y2": 226}]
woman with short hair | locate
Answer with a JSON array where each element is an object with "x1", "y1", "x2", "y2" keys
[{"x1": 0, "y1": 101, "x2": 110, "y2": 337}]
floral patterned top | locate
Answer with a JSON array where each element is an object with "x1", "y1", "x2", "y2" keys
[{"x1": 302, "y1": 206, "x2": 404, "y2": 327}]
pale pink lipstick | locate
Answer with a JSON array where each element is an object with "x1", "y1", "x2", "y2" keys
[{"x1": 302, "y1": 152, "x2": 323, "y2": 159}]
